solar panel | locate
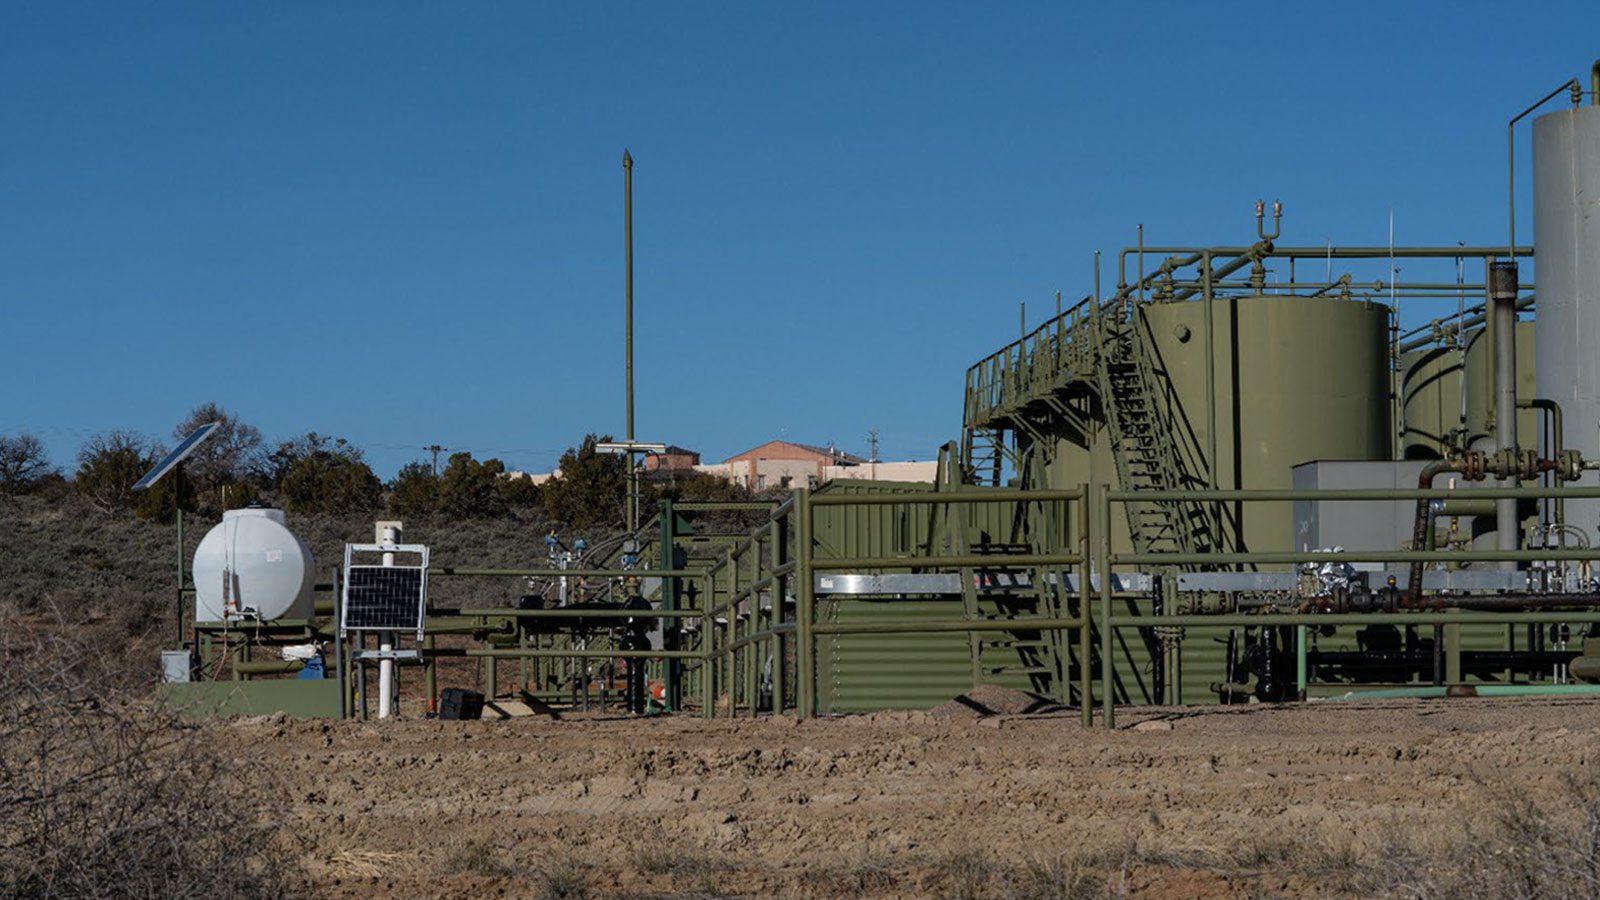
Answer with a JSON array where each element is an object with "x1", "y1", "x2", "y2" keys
[
  {"x1": 132, "y1": 421, "x2": 221, "y2": 490},
  {"x1": 339, "y1": 543, "x2": 429, "y2": 639}
]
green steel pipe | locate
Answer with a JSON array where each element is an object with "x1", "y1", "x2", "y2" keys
[
  {"x1": 809, "y1": 617, "x2": 1083, "y2": 636},
  {"x1": 1508, "y1": 79, "x2": 1582, "y2": 257},
  {"x1": 808, "y1": 488, "x2": 1083, "y2": 506},
  {"x1": 1128, "y1": 245, "x2": 1531, "y2": 259},
  {"x1": 1107, "y1": 486, "x2": 1600, "y2": 501},
  {"x1": 1395, "y1": 295, "x2": 1535, "y2": 353},
  {"x1": 423, "y1": 634, "x2": 436, "y2": 713},
  {"x1": 444, "y1": 608, "x2": 705, "y2": 619},
  {"x1": 1296, "y1": 625, "x2": 1307, "y2": 701},
  {"x1": 673, "y1": 501, "x2": 779, "y2": 511},
  {"x1": 422, "y1": 622, "x2": 514, "y2": 635},
  {"x1": 1107, "y1": 611, "x2": 1600, "y2": 627},
  {"x1": 1114, "y1": 549, "x2": 1600, "y2": 565},
  {"x1": 1520, "y1": 398, "x2": 1566, "y2": 541},
  {"x1": 811, "y1": 553, "x2": 1082, "y2": 571},
  {"x1": 796, "y1": 488, "x2": 816, "y2": 718},
  {"x1": 1409, "y1": 458, "x2": 1468, "y2": 603},
  {"x1": 1173, "y1": 241, "x2": 1266, "y2": 301},
  {"x1": 430, "y1": 567, "x2": 708, "y2": 578},
  {"x1": 1328, "y1": 684, "x2": 1600, "y2": 699},
  {"x1": 449, "y1": 648, "x2": 707, "y2": 660},
  {"x1": 234, "y1": 659, "x2": 303, "y2": 675},
  {"x1": 1439, "y1": 498, "x2": 1496, "y2": 516}
]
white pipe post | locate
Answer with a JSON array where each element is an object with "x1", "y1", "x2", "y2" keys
[{"x1": 378, "y1": 525, "x2": 398, "y2": 719}]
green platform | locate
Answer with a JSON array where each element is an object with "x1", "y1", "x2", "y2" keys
[{"x1": 156, "y1": 679, "x2": 342, "y2": 719}]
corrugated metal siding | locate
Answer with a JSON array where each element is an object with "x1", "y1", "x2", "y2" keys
[{"x1": 816, "y1": 597, "x2": 1046, "y2": 713}]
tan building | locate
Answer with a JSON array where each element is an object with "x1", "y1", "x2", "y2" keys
[
  {"x1": 643, "y1": 445, "x2": 701, "y2": 472},
  {"x1": 695, "y1": 440, "x2": 934, "y2": 490}
]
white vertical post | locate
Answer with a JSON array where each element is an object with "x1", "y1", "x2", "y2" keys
[{"x1": 378, "y1": 524, "x2": 398, "y2": 719}]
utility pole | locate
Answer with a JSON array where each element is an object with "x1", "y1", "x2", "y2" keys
[
  {"x1": 423, "y1": 444, "x2": 445, "y2": 476},
  {"x1": 869, "y1": 430, "x2": 878, "y2": 479},
  {"x1": 623, "y1": 149, "x2": 638, "y2": 533}
]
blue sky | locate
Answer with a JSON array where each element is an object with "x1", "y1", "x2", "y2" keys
[{"x1": 3, "y1": 2, "x2": 1597, "y2": 478}]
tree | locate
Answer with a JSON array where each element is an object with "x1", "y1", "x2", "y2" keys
[
  {"x1": 500, "y1": 471, "x2": 543, "y2": 511},
  {"x1": 270, "y1": 433, "x2": 381, "y2": 514},
  {"x1": 436, "y1": 452, "x2": 509, "y2": 519},
  {"x1": 387, "y1": 461, "x2": 440, "y2": 517},
  {"x1": 0, "y1": 433, "x2": 53, "y2": 495},
  {"x1": 74, "y1": 431, "x2": 184, "y2": 518},
  {"x1": 656, "y1": 470, "x2": 752, "y2": 504},
  {"x1": 171, "y1": 402, "x2": 263, "y2": 495},
  {"x1": 541, "y1": 434, "x2": 642, "y2": 530}
]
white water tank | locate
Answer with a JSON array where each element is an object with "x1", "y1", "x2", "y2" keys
[
  {"x1": 192, "y1": 507, "x2": 315, "y2": 622},
  {"x1": 1534, "y1": 102, "x2": 1600, "y2": 541}
]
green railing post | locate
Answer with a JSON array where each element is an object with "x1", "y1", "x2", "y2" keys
[
  {"x1": 1296, "y1": 625, "x2": 1307, "y2": 701},
  {"x1": 1097, "y1": 484, "x2": 1115, "y2": 729},
  {"x1": 771, "y1": 508, "x2": 787, "y2": 714},
  {"x1": 795, "y1": 488, "x2": 816, "y2": 719},
  {"x1": 1079, "y1": 483, "x2": 1093, "y2": 728},
  {"x1": 707, "y1": 570, "x2": 720, "y2": 717},
  {"x1": 659, "y1": 498, "x2": 681, "y2": 710}
]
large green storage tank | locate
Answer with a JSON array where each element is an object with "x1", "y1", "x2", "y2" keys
[
  {"x1": 1400, "y1": 345, "x2": 1464, "y2": 459},
  {"x1": 1040, "y1": 295, "x2": 1391, "y2": 555}
]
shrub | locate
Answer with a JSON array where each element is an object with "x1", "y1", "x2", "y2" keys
[
  {"x1": 73, "y1": 431, "x2": 185, "y2": 519},
  {"x1": 0, "y1": 613, "x2": 297, "y2": 898},
  {"x1": 0, "y1": 433, "x2": 53, "y2": 495}
]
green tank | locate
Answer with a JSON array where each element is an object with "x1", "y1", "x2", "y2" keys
[
  {"x1": 1461, "y1": 322, "x2": 1537, "y2": 451},
  {"x1": 1043, "y1": 295, "x2": 1392, "y2": 555},
  {"x1": 1400, "y1": 345, "x2": 1464, "y2": 459}
]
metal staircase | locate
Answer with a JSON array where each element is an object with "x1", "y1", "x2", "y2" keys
[
  {"x1": 1094, "y1": 317, "x2": 1217, "y2": 556},
  {"x1": 951, "y1": 454, "x2": 1071, "y2": 699},
  {"x1": 961, "y1": 426, "x2": 1007, "y2": 488}
]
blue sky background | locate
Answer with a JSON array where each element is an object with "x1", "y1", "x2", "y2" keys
[{"x1": 3, "y1": 2, "x2": 1597, "y2": 478}]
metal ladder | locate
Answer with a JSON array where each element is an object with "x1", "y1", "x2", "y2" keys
[
  {"x1": 1095, "y1": 316, "x2": 1216, "y2": 557},
  {"x1": 953, "y1": 455, "x2": 1069, "y2": 699},
  {"x1": 962, "y1": 425, "x2": 1007, "y2": 487}
]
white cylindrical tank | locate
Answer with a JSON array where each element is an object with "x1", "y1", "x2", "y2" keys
[
  {"x1": 192, "y1": 507, "x2": 315, "y2": 622},
  {"x1": 1534, "y1": 103, "x2": 1600, "y2": 542}
]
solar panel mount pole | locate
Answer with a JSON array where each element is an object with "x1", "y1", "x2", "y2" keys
[{"x1": 174, "y1": 462, "x2": 184, "y2": 648}]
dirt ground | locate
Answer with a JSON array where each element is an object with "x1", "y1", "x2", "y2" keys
[{"x1": 228, "y1": 696, "x2": 1600, "y2": 899}]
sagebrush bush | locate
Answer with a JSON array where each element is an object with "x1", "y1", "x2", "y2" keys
[{"x1": 0, "y1": 614, "x2": 300, "y2": 899}]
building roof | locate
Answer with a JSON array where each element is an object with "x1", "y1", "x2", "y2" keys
[{"x1": 722, "y1": 439, "x2": 866, "y2": 465}]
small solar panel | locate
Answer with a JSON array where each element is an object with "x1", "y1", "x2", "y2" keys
[
  {"x1": 133, "y1": 421, "x2": 221, "y2": 490},
  {"x1": 339, "y1": 543, "x2": 429, "y2": 639}
]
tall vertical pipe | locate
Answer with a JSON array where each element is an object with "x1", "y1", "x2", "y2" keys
[
  {"x1": 623, "y1": 150, "x2": 637, "y2": 533},
  {"x1": 1491, "y1": 261, "x2": 1520, "y2": 563}
]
